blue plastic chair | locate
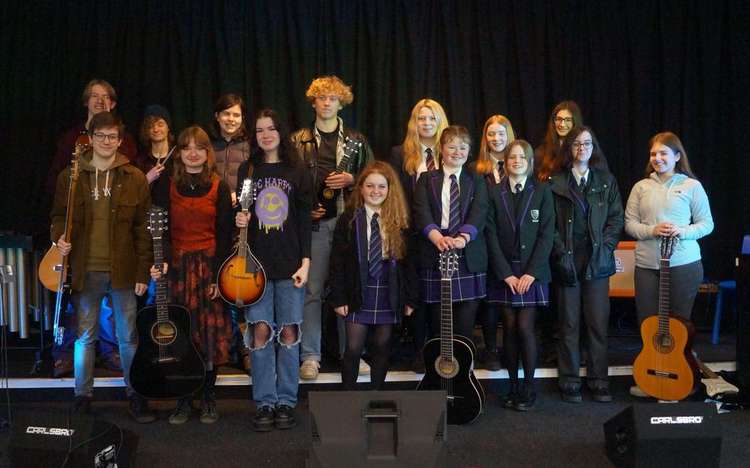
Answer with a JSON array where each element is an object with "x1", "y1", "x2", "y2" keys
[{"x1": 712, "y1": 280, "x2": 736, "y2": 344}]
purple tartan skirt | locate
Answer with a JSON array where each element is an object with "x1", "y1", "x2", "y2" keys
[
  {"x1": 487, "y1": 260, "x2": 549, "y2": 307},
  {"x1": 419, "y1": 254, "x2": 486, "y2": 304},
  {"x1": 346, "y1": 262, "x2": 397, "y2": 325}
]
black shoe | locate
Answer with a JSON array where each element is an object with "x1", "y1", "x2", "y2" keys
[
  {"x1": 72, "y1": 396, "x2": 92, "y2": 414},
  {"x1": 412, "y1": 354, "x2": 426, "y2": 374},
  {"x1": 560, "y1": 387, "x2": 583, "y2": 403},
  {"x1": 169, "y1": 398, "x2": 193, "y2": 425},
  {"x1": 499, "y1": 391, "x2": 518, "y2": 409},
  {"x1": 54, "y1": 359, "x2": 74, "y2": 378},
  {"x1": 129, "y1": 395, "x2": 157, "y2": 423},
  {"x1": 513, "y1": 390, "x2": 537, "y2": 412},
  {"x1": 483, "y1": 350, "x2": 501, "y2": 371},
  {"x1": 253, "y1": 406, "x2": 275, "y2": 432},
  {"x1": 274, "y1": 405, "x2": 297, "y2": 430},
  {"x1": 200, "y1": 398, "x2": 219, "y2": 424},
  {"x1": 591, "y1": 387, "x2": 613, "y2": 403}
]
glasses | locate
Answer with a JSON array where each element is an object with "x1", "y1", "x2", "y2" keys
[
  {"x1": 572, "y1": 141, "x2": 593, "y2": 149},
  {"x1": 92, "y1": 132, "x2": 120, "y2": 143},
  {"x1": 554, "y1": 117, "x2": 574, "y2": 124}
]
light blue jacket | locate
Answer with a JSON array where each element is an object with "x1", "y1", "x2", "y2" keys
[{"x1": 624, "y1": 172, "x2": 713, "y2": 269}]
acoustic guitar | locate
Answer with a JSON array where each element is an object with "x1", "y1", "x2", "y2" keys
[
  {"x1": 38, "y1": 140, "x2": 87, "y2": 344},
  {"x1": 217, "y1": 178, "x2": 267, "y2": 307},
  {"x1": 130, "y1": 207, "x2": 206, "y2": 400},
  {"x1": 417, "y1": 249, "x2": 485, "y2": 425},
  {"x1": 317, "y1": 136, "x2": 362, "y2": 217},
  {"x1": 633, "y1": 236, "x2": 698, "y2": 401}
]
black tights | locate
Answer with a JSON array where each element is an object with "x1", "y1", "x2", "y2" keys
[
  {"x1": 480, "y1": 303, "x2": 500, "y2": 351},
  {"x1": 501, "y1": 307, "x2": 537, "y2": 391},
  {"x1": 428, "y1": 300, "x2": 479, "y2": 340},
  {"x1": 342, "y1": 322, "x2": 393, "y2": 390}
]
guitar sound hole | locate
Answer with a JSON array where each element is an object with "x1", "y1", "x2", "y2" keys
[
  {"x1": 435, "y1": 357, "x2": 459, "y2": 379},
  {"x1": 652, "y1": 333, "x2": 675, "y2": 353},
  {"x1": 151, "y1": 321, "x2": 177, "y2": 346}
]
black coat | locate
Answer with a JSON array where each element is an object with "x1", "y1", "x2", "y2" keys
[
  {"x1": 412, "y1": 167, "x2": 488, "y2": 272},
  {"x1": 485, "y1": 177, "x2": 554, "y2": 283},
  {"x1": 549, "y1": 168, "x2": 623, "y2": 285},
  {"x1": 328, "y1": 207, "x2": 419, "y2": 318}
]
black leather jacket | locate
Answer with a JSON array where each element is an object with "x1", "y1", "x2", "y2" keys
[{"x1": 550, "y1": 168, "x2": 624, "y2": 285}]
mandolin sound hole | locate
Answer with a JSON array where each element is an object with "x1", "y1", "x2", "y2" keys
[
  {"x1": 652, "y1": 333, "x2": 675, "y2": 354},
  {"x1": 435, "y1": 357, "x2": 459, "y2": 379},
  {"x1": 151, "y1": 321, "x2": 177, "y2": 346}
]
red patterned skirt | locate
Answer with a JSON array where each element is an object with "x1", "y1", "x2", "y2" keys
[{"x1": 171, "y1": 247, "x2": 231, "y2": 367}]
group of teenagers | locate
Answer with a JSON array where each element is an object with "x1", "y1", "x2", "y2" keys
[{"x1": 48, "y1": 74, "x2": 713, "y2": 432}]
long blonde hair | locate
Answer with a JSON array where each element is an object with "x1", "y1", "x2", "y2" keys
[
  {"x1": 350, "y1": 161, "x2": 410, "y2": 260},
  {"x1": 476, "y1": 115, "x2": 515, "y2": 175},
  {"x1": 401, "y1": 99, "x2": 449, "y2": 176}
]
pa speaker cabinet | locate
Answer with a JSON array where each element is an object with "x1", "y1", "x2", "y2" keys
[
  {"x1": 603, "y1": 403, "x2": 721, "y2": 468},
  {"x1": 9, "y1": 409, "x2": 139, "y2": 468},
  {"x1": 307, "y1": 390, "x2": 447, "y2": 468}
]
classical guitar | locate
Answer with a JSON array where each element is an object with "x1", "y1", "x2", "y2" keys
[
  {"x1": 317, "y1": 136, "x2": 362, "y2": 217},
  {"x1": 633, "y1": 236, "x2": 698, "y2": 401},
  {"x1": 39, "y1": 140, "x2": 87, "y2": 344},
  {"x1": 130, "y1": 207, "x2": 206, "y2": 400},
  {"x1": 417, "y1": 250, "x2": 485, "y2": 425},
  {"x1": 217, "y1": 178, "x2": 267, "y2": 307}
]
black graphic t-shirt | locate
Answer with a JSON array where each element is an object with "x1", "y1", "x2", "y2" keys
[{"x1": 241, "y1": 160, "x2": 313, "y2": 280}]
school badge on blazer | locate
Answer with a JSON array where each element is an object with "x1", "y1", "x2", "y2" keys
[{"x1": 530, "y1": 209, "x2": 539, "y2": 222}]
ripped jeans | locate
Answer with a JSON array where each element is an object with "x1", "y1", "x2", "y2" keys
[{"x1": 245, "y1": 279, "x2": 304, "y2": 409}]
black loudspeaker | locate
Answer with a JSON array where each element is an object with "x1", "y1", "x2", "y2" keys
[
  {"x1": 603, "y1": 403, "x2": 722, "y2": 468},
  {"x1": 307, "y1": 390, "x2": 447, "y2": 468},
  {"x1": 8, "y1": 409, "x2": 139, "y2": 468}
]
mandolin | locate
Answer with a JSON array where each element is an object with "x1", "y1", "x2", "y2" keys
[
  {"x1": 316, "y1": 136, "x2": 362, "y2": 218},
  {"x1": 633, "y1": 236, "x2": 698, "y2": 401},
  {"x1": 130, "y1": 207, "x2": 206, "y2": 400},
  {"x1": 417, "y1": 249, "x2": 485, "y2": 425},
  {"x1": 217, "y1": 178, "x2": 267, "y2": 307},
  {"x1": 39, "y1": 139, "x2": 88, "y2": 344}
]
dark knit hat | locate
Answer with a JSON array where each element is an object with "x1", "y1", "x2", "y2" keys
[{"x1": 143, "y1": 104, "x2": 172, "y2": 128}]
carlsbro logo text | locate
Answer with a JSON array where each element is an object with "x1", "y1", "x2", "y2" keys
[
  {"x1": 650, "y1": 416, "x2": 704, "y2": 425},
  {"x1": 26, "y1": 426, "x2": 76, "y2": 437}
]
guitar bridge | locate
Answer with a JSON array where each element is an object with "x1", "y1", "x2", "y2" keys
[
  {"x1": 647, "y1": 369, "x2": 679, "y2": 380},
  {"x1": 155, "y1": 357, "x2": 179, "y2": 364}
]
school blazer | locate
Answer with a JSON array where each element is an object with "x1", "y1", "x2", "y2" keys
[
  {"x1": 412, "y1": 168, "x2": 489, "y2": 272},
  {"x1": 328, "y1": 208, "x2": 419, "y2": 318},
  {"x1": 485, "y1": 178, "x2": 554, "y2": 283}
]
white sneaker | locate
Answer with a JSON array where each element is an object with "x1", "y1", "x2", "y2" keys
[
  {"x1": 359, "y1": 358, "x2": 371, "y2": 375},
  {"x1": 629, "y1": 385, "x2": 649, "y2": 398},
  {"x1": 300, "y1": 360, "x2": 320, "y2": 380}
]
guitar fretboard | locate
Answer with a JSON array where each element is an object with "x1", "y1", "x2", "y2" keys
[
  {"x1": 153, "y1": 236, "x2": 169, "y2": 324},
  {"x1": 440, "y1": 277, "x2": 454, "y2": 361},
  {"x1": 657, "y1": 257, "x2": 671, "y2": 335}
]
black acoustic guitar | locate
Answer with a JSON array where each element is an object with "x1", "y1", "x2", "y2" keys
[
  {"x1": 417, "y1": 249, "x2": 485, "y2": 425},
  {"x1": 130, "y1": 207, "x2": 206, "y2": 400},
  {"x1": 317, "y1": 136, "x2": 362, "y2": 217}
]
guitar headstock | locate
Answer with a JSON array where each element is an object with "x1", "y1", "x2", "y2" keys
[
  {"x1": 239, "y1": 178, "x2": 254, "y2": 211},
  {"x1": 342, "y1": 136, "x2": 363, "y2": 161},
  {"x1": 438, "y1": 249, "x2": 459, "y2": 280},
  {"x1": 660, "y1": 236, "x2": 677, "y2": 260},
  {"x1": 147, "y1": 206, "x2": 168, "y2": 239}
]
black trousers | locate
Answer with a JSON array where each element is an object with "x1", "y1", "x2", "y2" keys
[{"x1": 556, "y1": 277, "x2": 610, "y2": 390}]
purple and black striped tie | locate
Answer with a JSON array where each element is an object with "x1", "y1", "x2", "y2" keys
[
  {"x1": 369, "y1": 213, "x2": 383, "y2": 279},
  {"x1": 426, "y1": 148, "x2": 436, "y2": 171},
  {"x1": 448, "y1": 174, "x2": 460, "y2": 235}
]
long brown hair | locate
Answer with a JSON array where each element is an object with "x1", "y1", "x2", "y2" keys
[
  {"x1": 173, "y1": 126, "x2": 218, "y2": 189},
  {"x1": 644, "y1": 131, "x2": 695, "y2": 178},
  {"x1": 536, "y1": 100, "x2": 583, "y2": 181},
  {"x1": 350, "y1": 161, "x2": 410, "y2": 260},
  {"x1": 401, "y1": 99, "x2": 449, "y2": 175},
  {"x1": 477, "y1": 115, "x2": 515, "y2": 175}
]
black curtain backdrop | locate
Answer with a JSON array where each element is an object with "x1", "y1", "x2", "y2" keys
[{"x1": 1, "y1": 0, "x2": 749, "y2": 279}]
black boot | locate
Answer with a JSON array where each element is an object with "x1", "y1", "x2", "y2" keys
[
  {"x1": 200, "y1": 371, "x2": 219, "y2": 424},
  {"x1": 129, "y1": 394, "x2": 157, "y2": 424}
]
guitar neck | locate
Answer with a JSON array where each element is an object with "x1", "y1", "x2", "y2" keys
[
  {"x1": 153, "y1": 236, "x2": 169, "y2": 323},
  {"x1": 440, "y1": 277, "x2": 453, "y2": 361},
  {"x1": 238, "y1": 208, "x2": 249, "y2": 257},
  {"x1": 657, "y1": 257, "x2": 671, "y2": 334}
]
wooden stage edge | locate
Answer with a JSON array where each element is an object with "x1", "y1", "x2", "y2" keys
[{"x1": 2, "y1": 362, "x2": 737, "y2": 389}]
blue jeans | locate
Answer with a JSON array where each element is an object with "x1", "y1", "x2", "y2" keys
[
  {"x1": 246, "y1": 279, "x2": 303, "y2": 409},
  {"x1": 301, "y1": 217, "x2": 336, "y2": 362},
  {"x1": 72, "y1": 272, "x2": 138, "y2": 397}
]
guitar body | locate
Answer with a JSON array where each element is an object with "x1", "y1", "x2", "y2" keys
[
  {"x1": 418, "y1": 334, "x2": 485, "y2": 425},
  {"x1": 217, "y1": 250, "x2": 267, "y2": 307},
  {"x1": 130, "y1": 303, "x2": 206, "y2": 400},
  {"x1": 38, "y1": 244, "x2": 63, "y2": 292},
  {"x1": 633, "y1": 314, "x2": 697, "y2": 401}
]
